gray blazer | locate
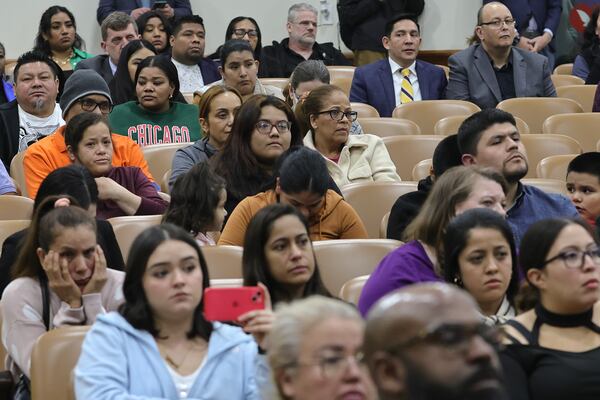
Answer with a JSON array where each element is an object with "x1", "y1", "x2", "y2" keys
[
  {"x1": 75, "y1": 55, "x2": 114, "y2": 86},
  {"x1": 446, "y1": 44, "x2": 556, "y2": 109}
]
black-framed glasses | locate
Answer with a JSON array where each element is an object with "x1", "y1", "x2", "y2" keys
[
  {"x1": 479, "y1": 18, "x2": 516, "y2": 29},
  {"x1": 316, "y1": 109, "x2": 358, "y2": 122},
  {"x1": 255, "y1": 119, "x2": 291, "y2": 135},
  {"x1": 543, "y1": 246, "x2": 600, "y2": 270},
  {"x1": 288, "y1": 351, "x2": 366, "y2": 379},
  {"x1": 232, "y1": 28, "x2": 258, "y2": 38},
  {"x1": 387, "y1": 323, "x2": 502, "y2": 354},
  {"x1": 78, "y1": 98, "x2": 113, "y2": 114}
]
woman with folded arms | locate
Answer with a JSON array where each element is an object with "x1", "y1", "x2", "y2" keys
[
  {"x1": 300, "y1": 84, "x2": 400, "y2": 188},
  {"x1": 65, "y1": 112, "x2": 168, "y2": 219},
  {"x1": 242, "y1": 204, "x2": 332, "y2": 306},
  {"x1": 502, "y1": 218, "x2": 600, "y2": 400},
  {"x1": 1, "y1": 196, "x2": 124, "y2": 386},
  {"x1": 443, "y1": 207, "x2": 518, "y2": 325},
  {"x1": 75, "y1": 224, "x2": 273, "y2": 399}
]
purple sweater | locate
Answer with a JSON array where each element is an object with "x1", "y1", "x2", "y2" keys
[
  {"x1": 358, "y1": 240, "x2": 442, "y2": 316},
  {"x1": 97, "y1": 167, "x2": 168, "y2": 220}
]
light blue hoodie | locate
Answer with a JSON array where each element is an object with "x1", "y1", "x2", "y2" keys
[{"x1": 74, "y1": 312, "x2": 269, "y2": 400}]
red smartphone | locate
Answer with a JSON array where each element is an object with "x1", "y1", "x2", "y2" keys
[{"x1": 203, "y1": 286, "x2": 265, "y2": 322}]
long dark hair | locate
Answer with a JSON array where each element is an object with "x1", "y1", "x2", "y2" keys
[
  {"x1": 119, "y1": 224, "x2": 213, "y2": 339},
  {"x1": 242, "y1": 204, "x2": 331, "y2": 305},
  {"x1": 211, "y1": 95, "x2": 302, "y2": 209},
  {"x1": 33, "y1": 6, "x2": 85, "y2": 55},
  {"x1": 209, "y1": 16, "x2": 263, "y2": 61},
  {"x1": 163, "y1": 163, "x2": 226, "y2": 235},
  {"x1": 134, "y1": 55, "x2": 182, "y2": 107},
  {"x1": 110, "y1": 40, "x2": 157, "y2": 105},
  {"x1": 136, "y1": 11, "x2": 172, "y2": 54},
  {"x1": 12, "y1": 196, "x2": 96, "y2": 280},
  {"x1": 443, "y1": 208, "x2": 519, "y2": 307},
  {"x1": 582, "y1": 7, "x2": 600, "y2": 52},
  {"x1": 35, "y1": 164, "x2": 98, "y2": 210}
]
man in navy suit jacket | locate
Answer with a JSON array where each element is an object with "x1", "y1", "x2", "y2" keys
[
  {"x1": 97, "y1": 0, "x2": 192, "y2": 24},
  {"x1": 483, "y1": 0, "x2": 561, "y2": 69},
  {"x1": 169, "y1": 15, "x2": 220, "y2": 93},
  {"x1": 350, "y1": 14, "x2": 447, "y2": 118}
]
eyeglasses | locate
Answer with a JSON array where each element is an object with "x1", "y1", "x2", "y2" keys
[
  {"x1": 78, "y1": 98, "x2": 113, "y2": 114},
  {"x1": 543, "y1": 246, "x2": 600, "y2": 270},
  {"x1": 232, "y1": 28, "x2": 258, "y2": 38},
  {"x1": 479, "y1": 18, "x2": 516, "y2": 29},
  {"x1": 291, "y1": 352, "x2": 366, "y2": 379},
  {"x1": 387, "y1": 322, "x2": 502, "y2": 354},
  {"x1": 315, "y1": 109, "x2": 358, "y2": 122},
  {"x1": 255, "y1": 119, "x2": 291, "y2": 135}
]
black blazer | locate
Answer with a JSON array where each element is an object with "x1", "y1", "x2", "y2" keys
[
  {"x1": 0, "y1": 100, "x2": 20, "y2": 171},
  {"x1": 0, "y1": 219, "x2": 125, "y2": 298}
]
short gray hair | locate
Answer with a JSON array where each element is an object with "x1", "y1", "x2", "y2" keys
[
  {"x1": 290, "y1": 60, "x2": 330, "y2": 89},
  {"x1": 288, "y1": 3, "x2": 318, "y2": 23},
  {"x1": 100, "y1": 11, "x2": 138, "y2": 41},
  {"x1": 267, "y1": 296, "x2": 362, "y2": 399}
]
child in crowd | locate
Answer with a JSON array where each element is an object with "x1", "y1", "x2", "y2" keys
[
  {"x1": 566, "y1": 152, "x2": 600, "y2": 227},
  {"x1": 163, "y1": 163, "x2": 227, "y2": 246}
]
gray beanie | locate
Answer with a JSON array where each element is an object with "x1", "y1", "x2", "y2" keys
[{"x1": 59, "y1": 69, "x2": 113, "y2": 118}]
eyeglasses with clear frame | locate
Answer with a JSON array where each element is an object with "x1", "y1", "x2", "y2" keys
[
  {"x1": 479, "y1": 18, "x2": 516, "y2": 29},
  {"x1": 255, "y1": 119, "x2": 291, "y2": 135},
  {"x1": 232, "y1": 28, "x2": 258, "y2": 38},
  {"x1": 386, "y1": 322, "x2": 503, "y2": 355},
  {"x1": 77, "y1": 98, "x2": 113, "y2": 115},
  {"x1": 542, "y1": 246, "x2": 600, "y2": 270},
  {"x1": 315, "y1": 109, "x2": 358, "y2": 122},
  {"x1": 289, "y1": 351, "x2": 367, "y2": 379}
]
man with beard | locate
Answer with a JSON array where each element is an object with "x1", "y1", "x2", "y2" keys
[
  {"x1": 0, "y1": 51, "x2": 64, "y2": 171},
  {"x1": 364, "y1": 283, "x2": 507, "y2": 400},
  {"x1": 169, "y1": 15, "x2": 220, "y2": 93},
  {"x1": 259, "y1": 3, "x2": 351, "y2": 78},
  {"x1": 458, "y1": 108, "x2": 578, "y2": 246}
]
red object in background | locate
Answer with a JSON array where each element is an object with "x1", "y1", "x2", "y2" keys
[
  {"x1": 203, "y1": 286, "x2": 265, "y2": 322},
  {"x1": 571, "y1": 3, "x2": 594, "y2": 32}
]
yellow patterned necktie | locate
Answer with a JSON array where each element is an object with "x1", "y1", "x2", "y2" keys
[{"x1": 400, "y1": 68, "x2": 414, "y2": 104}]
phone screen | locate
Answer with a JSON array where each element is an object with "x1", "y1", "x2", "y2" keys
[{"x1": 153, "y1": 1, "x2": 167, "y2": 9}]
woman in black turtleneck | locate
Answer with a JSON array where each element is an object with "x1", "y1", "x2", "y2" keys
[{"x1": 501, "y1": 218, "x2": 600, "y2": 400}]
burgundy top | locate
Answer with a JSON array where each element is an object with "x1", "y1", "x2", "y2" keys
[{"x1": 97, "y1": 167, "x2": 168, "y2": 220}]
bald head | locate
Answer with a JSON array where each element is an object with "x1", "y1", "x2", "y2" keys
[
  {"x1": 365, "y1": 283, "x2": 479, "y2": 354},
  {"x1": 477, "y1": 2, "x2": 511, "y2": 25}
]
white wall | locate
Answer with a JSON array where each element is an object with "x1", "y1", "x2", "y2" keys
[{"x1": 2, "y1": 0, "x2": 480, "y2": 59}]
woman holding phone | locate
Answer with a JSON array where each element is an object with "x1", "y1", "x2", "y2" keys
[{"x1": 75, "y1": 224, "x2": 273, "y2": 399}]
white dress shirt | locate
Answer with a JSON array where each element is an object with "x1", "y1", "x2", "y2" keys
[{"x1": 389, "y1": 58, "x2": 421, "y2": 106}]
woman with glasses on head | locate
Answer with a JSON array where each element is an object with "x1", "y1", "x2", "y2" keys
[
  {"x1": 268, "y1": 295, "x2": 376, "y2": 400},
  {"x1": 208, "y1": 16, "x2": 263, "y2": 61},
  {"x1": 219, "y1": 146, "x2": 367, "y2": 246},
  {"x1": 502, "y1": 217, "x2": 600, "y2": 400},
  {"x1": 210, "y1": 94, "x2": 302, "y2": 214},
  {"x1": 300, "y1": 84, "x2": 399, "y2": 188}
]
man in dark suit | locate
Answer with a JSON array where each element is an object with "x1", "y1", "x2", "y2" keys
[
  {"x1": 446, "y1": 2, "x2": 556, "y2": 110},
  {"x1": 76, "y1": 12, "x2": 139, "y2": 85},
  {"x1": 349, "y1": 14, "x2": 447, "y2": 118},
  {"x1": 97, "y1": 0, "x2": 192, "y2": 24},
  {"x1": 169, "y1": 15, "x2": 219, "y2": 93},
  {"x1": 484, "y1": 0, "x2": 562, "y2": 70}
]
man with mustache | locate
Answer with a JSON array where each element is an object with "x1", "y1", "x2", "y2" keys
[
  {"x1": 446, "y1": 1, "x2": 556, "y2": 109},
  {"x1": 458, "y1": 108, "x2": 578, "y2": 246},
  {"x1": 0, "y1": 51, "x2": 64, "y2": 171},
  {"x1": 364, "y1": 282, "x2": 508, "y2": 400},
  {"x1": 169, "y1": 15, "x2": 219, "y2": 93},
  {"x1": 349, "y1": 14, "x2": 447, "y2": 117},
  {"x1": 259, "y1": 3, "x2": 351, "y2": 78}
]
